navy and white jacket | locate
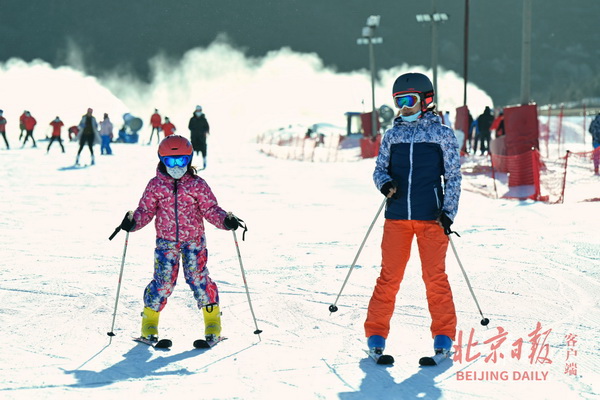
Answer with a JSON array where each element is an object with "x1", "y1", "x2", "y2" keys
[{"x1": 373, "y1": 111, "x2": 461, "y2": 221}]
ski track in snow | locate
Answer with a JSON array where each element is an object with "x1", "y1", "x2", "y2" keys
[{"x1": 0, "y1": 138, "x2": 598, "y2": 400}]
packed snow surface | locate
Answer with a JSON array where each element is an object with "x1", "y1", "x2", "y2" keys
[{"x1": 0, "y1": 138, "x2": 598, "y2": 400}]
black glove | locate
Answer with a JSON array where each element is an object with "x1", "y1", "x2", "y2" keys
[
  {"x1": 224, "y1": 214, "x2": 240, "y2": 230},
  {"x1": 380, "y1": 180, "x2": 398, "y2": 199},
  {"x1": 119, "y1": 212, "x2": 136, "y2": 232},
  {"x1": 439, "y1": 211, "x2": 458, "y2": 236}
]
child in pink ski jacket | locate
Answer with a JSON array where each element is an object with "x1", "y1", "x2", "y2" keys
[{"x1": 118, "y1": 135, "x2": 242, "y2": 343}]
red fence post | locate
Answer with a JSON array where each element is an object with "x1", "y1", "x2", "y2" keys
[
  {"x1": 545, "y1": 105, "x2": 551, "y2": 158},
  {"x1": 583, "y1": 104, "x2": 587, "y2": 146},
  {"x1": 560, "y1": 151, "x2": 570, "y2": 204},
  {"x1": 531, "y1": 148, "x2": 541, "y2": 201},
  {"x1": 490, "y1": 154, "x2": 499, "y2": 199}
]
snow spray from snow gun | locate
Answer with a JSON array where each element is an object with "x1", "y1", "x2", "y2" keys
[
  {"x1": 229, "y1": 213, "x2": 263, "y2": 339},
  {"x1": 329, "y1": 198, "x2": 387, "y2": 314}
]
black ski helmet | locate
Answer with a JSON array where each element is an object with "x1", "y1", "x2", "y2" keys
[{"x1": 392, "y1": 72, "x2": 434, "y2": 111}]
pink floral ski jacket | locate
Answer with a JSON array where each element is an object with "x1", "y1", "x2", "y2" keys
[{"x1": 132, "y1": 168, "x2": 229, "y2": 242}]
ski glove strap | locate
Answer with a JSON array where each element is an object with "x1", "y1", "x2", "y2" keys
[{"x1": 439, "y1": 211, "x2": 460, "y2": 237}]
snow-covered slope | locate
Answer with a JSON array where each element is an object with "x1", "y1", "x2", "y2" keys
[{"x1": 0, "y1": 138, "x2": 598, "y2": 400}]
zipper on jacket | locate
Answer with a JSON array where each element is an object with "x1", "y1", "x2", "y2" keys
[
  {"x1": 407, "y1": 137, "x2": 414, "y2": 220},
  {"x1": 174, "y1": 180, "x2": 180, "y2": 242}
]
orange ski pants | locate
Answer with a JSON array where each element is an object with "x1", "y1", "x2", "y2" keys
[{"x1": 364, "y1": 219, "x2": 457, "y2": 340}]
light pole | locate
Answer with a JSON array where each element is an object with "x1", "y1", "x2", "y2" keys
[
  {"x1": 357, "y1": 15, "x2": 382, "y2": 139},
  {"x1": 416, "y1": 1, "x2": 449, "y2": 103},
  {"x1": 520, "y1": 0, "x2": 532, "y2": 105},
  {"x1": 463, "y1": 0, "x2": 470, "y2": 106}
]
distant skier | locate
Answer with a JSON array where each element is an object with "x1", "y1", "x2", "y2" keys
[
  {"x1": 474, "y1": 106, "x2": 494, "y2": 155},
  {"x1": 188, "y1": 105, "x2": 210, "y2": 169},
  {"x1": 18, "y1": 111, "x2": 27, "y2": 141},
  {"x1": 47, "y1": 116, "x2": 65, "y2": 153},
  {"x1": 148, "y1": 109, "x2": 162, "y2": 145},
  {"x1": 161, "y1": 116, "x2": 176, "y2": 137},
  {"x1": 99, "y1": 113, "x2": 113, "y2": 155},
  {"x1": 21, "y1": 111, "x2": 37, "y2": 148},
  {"x1": 0, "y1": 109, "x2": 9, "y2": 149},
  {"x1": 68, "y1": 126, "x2": 79, "y2": 141},
  {"x1": 491, "y1": 110, "x2": 505, "y2": 138},
  {"x1": 365, "y1": 72, "x2": 461, "y2": 363},
  {"x1": 589, "y1": 112, "x2": 600, "y2": 175},
  {"x1": 116, "y1": 135, "x2": 243, "y2": 344},
  {"x1": 75, "y1": 108, "x2": 100, "y2": 165}
]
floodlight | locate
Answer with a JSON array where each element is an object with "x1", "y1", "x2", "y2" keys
[{"x1": 366, "y1": 15, "x2": 380, "y2": 27}]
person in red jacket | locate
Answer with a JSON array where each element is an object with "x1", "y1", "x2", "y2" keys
[
  {"x1": 19, "y1": 111, "x2": 27, "y2": 141},
  {"x1": 148, "y1": 109, "x2": 162, "y2": 145},
  {"x1": 21, "y1": 111, "x2": 37, "y2": 148},
  {"x1": 0, "y1": 109, "x2": 9, "y2": 149},
  {"x1": 68, "y1": 126, "x2": 79, "y2": 141},
  {"x1": 47, "y1": 116, "x2": 65, "y2": 153},
  {"x1": 490, "y1": 111, "x2": 505, "y2": 138},
  {"x1": 161, "y1": 116, "x2": 176, "y2": 137}
]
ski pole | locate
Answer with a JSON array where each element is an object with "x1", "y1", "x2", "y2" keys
[
  {"x1": 448, "y1": 236, "x2": 490, "y2": 326},
  {"x1": 232, "y1": 226, "x2": 263, "y2": 339},
  {"x1": 329, "y1": 197, "x2": 387, "y2": 314},
  {"x1": 107, "y1": 231, "x2": 130, "y2": 338}
]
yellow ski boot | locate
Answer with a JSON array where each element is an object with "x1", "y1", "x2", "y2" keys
[
  {"x1": 141, "y1": 307, "x2": 160, "y2": 341},
  {"x1": 203, "y1": 303, "x2": 221, "y2": 341}
]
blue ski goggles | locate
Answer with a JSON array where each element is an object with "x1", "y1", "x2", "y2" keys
[
  {"x1": 393, "y1": 93, "x2": 421, "y2": 109},
  {"x1": 161, "y1": 155, "x2": 191, "y2": 168}
]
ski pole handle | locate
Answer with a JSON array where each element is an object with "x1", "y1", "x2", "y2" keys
[
  {"x1": 109, "y1": 226, "x2": 121, "y2": 241},
  {"x1": 109, "y1": 211, "x2": 133, "y2": 241}
]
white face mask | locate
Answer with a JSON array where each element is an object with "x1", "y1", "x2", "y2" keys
[
  {"x1": 166, "y1": 166, "x2": 187, "y2": 179},
  {"x1": 194, "y1": 111, "x2": 203, "y2": 117}
]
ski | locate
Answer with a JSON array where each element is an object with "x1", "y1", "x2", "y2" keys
[
  {"x1": 133, "y1": 336, "x2": 173, "y2": 349},
  {"x1": 193, "y1": 336, "x2": 227, "y2": 349},
  {"x1": 365, "y1": 348, "x2": 395, "y2": 365},
  {"x1": 419, "y1": 350, "x2": 453, "y2": 366},
  {"x1": 58, "y1": 164, "x2": 90, "y2": 171}
]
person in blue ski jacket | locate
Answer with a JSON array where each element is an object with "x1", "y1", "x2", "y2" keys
[{"x1": 365, "y1": 72, "x2": 462, "y2": 359}]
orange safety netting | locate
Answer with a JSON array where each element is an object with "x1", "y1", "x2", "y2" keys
[{"x1": 461, "y1": 148, "x2": 599, "y2": 204}]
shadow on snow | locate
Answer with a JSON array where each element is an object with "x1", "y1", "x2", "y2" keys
[
  {"x1": 338, "y1": 357, "x2": 453, "y2": 400},
  {"x1": 63, "y1": 343, "x2": 201, "y2": 388}
]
